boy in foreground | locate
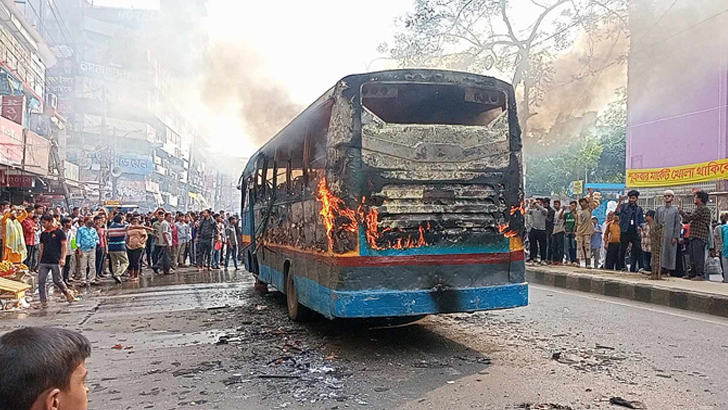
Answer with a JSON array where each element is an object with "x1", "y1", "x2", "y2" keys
[{"x1": 0, "y1": 327, "x2": 90, "y2": 410}]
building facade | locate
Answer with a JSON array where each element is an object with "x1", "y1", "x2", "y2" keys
[
  {"x1": 18, "y1": 0, "x2": 216, "y2": 211},
  {"x1": 0, "y1": 0, "x2": 59, "y2": 204},
  {"x1": 626, "y1": 0, "x2": 728, "y2": 213}
]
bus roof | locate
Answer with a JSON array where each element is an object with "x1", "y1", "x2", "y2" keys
[{"x1": 242, "y1": 69, "x2": 514, "y2": 176}]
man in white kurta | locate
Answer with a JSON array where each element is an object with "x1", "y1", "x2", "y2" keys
[{"x1": 655, "y1": 190, "x2": 682, "y2": 272}]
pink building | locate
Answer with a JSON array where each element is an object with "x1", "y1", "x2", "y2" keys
[{"x1": 627, "y1": 0, "x2": 728, "y2": 210}]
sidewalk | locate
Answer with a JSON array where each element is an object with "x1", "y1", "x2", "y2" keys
[{"x1": 527, "y1": 265, "x2": 728, "y2": 318}]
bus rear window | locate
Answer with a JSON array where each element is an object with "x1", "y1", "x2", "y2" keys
[{"x1": 361, "y1": 82, "x2": 505, "y2": 126}]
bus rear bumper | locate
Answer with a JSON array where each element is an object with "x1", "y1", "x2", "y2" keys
[{"x1": 327, "y1": 282, "x2": 528, "y2": 318}]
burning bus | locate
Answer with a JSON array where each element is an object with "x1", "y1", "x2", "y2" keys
[{"x1": 239, "y1": 69, "x2": 527, "y2": 321}]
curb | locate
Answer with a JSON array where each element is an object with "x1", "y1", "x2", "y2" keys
[{"x1": 526, "y1": 268, "x2": 728, "y2": 319}]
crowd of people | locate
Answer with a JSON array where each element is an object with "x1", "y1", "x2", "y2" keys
[
  {"x1": 525, "y1": 189, "x2": 728, "y2": 283},
  {"x1": 1, "y1": 201, "x2": 243, "y2": 308}
]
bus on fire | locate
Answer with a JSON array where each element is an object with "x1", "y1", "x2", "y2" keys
[{"x1": 239, "y1": 69, "x2": 527, "y2": 321}]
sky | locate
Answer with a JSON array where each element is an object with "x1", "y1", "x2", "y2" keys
[
  {"x1": 90, "y1": 0, "x2": 623, "y2": 158},
  {"x1": 94, "y1": 0, "x2": 414, "y2": 156},
  {"x1": 200, "y1": 0, "x2": 414, "y2": 156}
]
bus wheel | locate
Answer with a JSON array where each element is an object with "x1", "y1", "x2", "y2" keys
[
  {"x1": 254, "y1": 279, "x2": 268, "y2": 295},
  {"x1": 285, "y1": 273, "x2": 311, "y2": 322}
]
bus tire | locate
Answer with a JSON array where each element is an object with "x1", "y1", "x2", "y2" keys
[
  {"x1": 254, "y1": 279, "x2": 268, "y2": 295},
  {"x1": 285, "y1": 272, "x2": 311, "y2": 322}
]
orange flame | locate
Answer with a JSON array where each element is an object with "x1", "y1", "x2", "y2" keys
[
  {"x1": 358, "y1": 198, "x2": 431, "y2": 250},
  {"x1": 317, "y1": 180, "x2": 433, "y2": 251},
  {"x1": 510, "y1": 201, "x2": 525, "y2": 216},
  {"x1": 498, "y1": 222, "x2": 518, "y2": 238},
  {"x1": 317, "y1": 178, "x2": 358, "y2": 250}
]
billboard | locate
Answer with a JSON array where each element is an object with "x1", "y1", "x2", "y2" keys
[{"x1": 115, "y1": 154, "x2": 152, "y2": 175}]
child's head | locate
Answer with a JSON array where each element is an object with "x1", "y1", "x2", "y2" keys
[
  {"x1": 0, "y1": 327, "x2": 91, "y2": 410},
  {"x1": 646, "y1": 210, "x2": 655, "y2": 223},
  {"x1": 578, "y1": 198, "x2": 588, "y2": 209}
]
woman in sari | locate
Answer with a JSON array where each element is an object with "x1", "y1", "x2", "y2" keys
[{"x1": 2, "y1": 207, "x2": 28, "y2": 263}]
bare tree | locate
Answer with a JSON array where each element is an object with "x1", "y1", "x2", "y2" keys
[{"x1": 384, "y1": 0, "x2": 628, "y2": 135}]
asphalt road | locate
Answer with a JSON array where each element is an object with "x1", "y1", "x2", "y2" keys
[{"x1": 1, "y1": 268, "x2": 727, "y2": 410}]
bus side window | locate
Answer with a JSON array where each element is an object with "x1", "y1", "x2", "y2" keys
[
  {"x1": 266, "y1": 160, "x2": 275, "y2": 200},
  {"x1": 290, "y1": 146, "x2": 305, "y2": 194},
  {"x1": 305, "y1": 102, "x2": 333, "y2": 180},
  {"x1": 275, "y1": 161, "x2": 287, "y2": 198},
  {"x1": 259, "y1": 157, "x2": 269, "y2": 199}
]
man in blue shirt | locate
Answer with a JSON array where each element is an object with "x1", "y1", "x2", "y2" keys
[
  {"x1": 76, "y1": 217, "x2": 100, "y2": 286},
  {"x1": 106, "y1": 215, "x2": 128, "y2": 284},
  {"x1": 615, "y1": 190, "x2": 646, "y2": 272}
]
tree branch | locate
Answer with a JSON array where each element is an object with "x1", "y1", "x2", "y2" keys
[
  {"x1": 499, "y1": 0, "x2": 523, "y2": 48},
  {"x1": 589, "y1": 0, "x2": 629, "y2": 29},
  {"x1": 527, "y1": 0, "x2": 571, "y2": 44}
]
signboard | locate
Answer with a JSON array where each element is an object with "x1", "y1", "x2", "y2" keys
[
  {"x1": 79, "y1": 61, "x2": 148, "y2": 83},
  {"x1": 7, "y1": 174, "x2": 35, "y2": 187},
  {"x1": 46, "y1": 76, "x2": 74, "y2": 94},
  {"x1": 115, "y1": 154, "x2": 152, "y2": 175},
  {"x1": 1, "y1": 95, "x2": 25, "y2": 125},
  {"x1": 0, "y1": 171, "x2": 34, "y2": 188},
  {"x1": 627, "y1": 158, "x2": 728, "y2": 188},
  {"x1": 0, "y1": 116, "x2": 24, "y2": 166},
  {"x1": 570, "y1": 180, "x2": 584, "y2": 196}
]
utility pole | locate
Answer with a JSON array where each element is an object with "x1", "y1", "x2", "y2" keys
[
  {"x1": 20, "y1": 129, "x2": 27, "y2": 172},
  {"x1": 111, "y1": 127, "x2": 118, "y2": 200},
  {"x1": 49, "y1": 137, "x2": 72, "y2": 211},
  {"x1": 98, "y1": 86, "x2": 108, "y2": 204},
  {"x1": 38, "y1": 0, "x2": 44, "y2": 38}
]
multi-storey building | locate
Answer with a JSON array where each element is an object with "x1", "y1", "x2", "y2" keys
[
  {"x1": 0, "y1": 0, "x2": 58, "y2": 204},
  {"x1": 626, "y1": 0, "x2": 728, "y2": 213},
  {"x1": 19, "y1": 0, "x2": 214, "y2": 211}
]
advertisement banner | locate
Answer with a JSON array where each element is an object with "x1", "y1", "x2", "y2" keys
[
  {"x1": 0, "y1": 116, "x2": 24, "y2": 166},
  {"x1": 627, "y1": 158, "x2": 728, "y2": 188},
  {"x1": 115, "y1": 154, "x2": 153, "y2": 175},
  {"x1": 23, "y1": 131, "x2": 51, "y2": 175}
]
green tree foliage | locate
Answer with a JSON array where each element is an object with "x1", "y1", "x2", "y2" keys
[{"x1": 525, "y1": 88, "x2": 627, "y2": 195}]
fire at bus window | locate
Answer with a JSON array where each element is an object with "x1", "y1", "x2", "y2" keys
[{"x1": 361, "y1": 83, "x2": 505, "y2": 126}]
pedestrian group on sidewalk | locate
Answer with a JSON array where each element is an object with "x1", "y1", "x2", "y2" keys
[{"x1": 525, "y1": 189, "x2": 727, "y2": 283}]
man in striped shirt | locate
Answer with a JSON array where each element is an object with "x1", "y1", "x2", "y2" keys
[{"x1": 106, "y1": 214, "x2": 128, "y2": 284}]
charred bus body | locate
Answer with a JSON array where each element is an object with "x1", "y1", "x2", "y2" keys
[{"x1": 240, "y1": 69, "x2": 527, "y2": 320}]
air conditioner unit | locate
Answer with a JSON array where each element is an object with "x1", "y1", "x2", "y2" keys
[{"x1": 45, "y1": 93, "x2": 58, "y2": 110}]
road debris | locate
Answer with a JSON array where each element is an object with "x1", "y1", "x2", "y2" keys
[
  {"x1": 513, "y1": 404, "x2": 574, "y2": 410},
  {"x1": 609, "y1": 397, "x2": 646, "y2": 409}
]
